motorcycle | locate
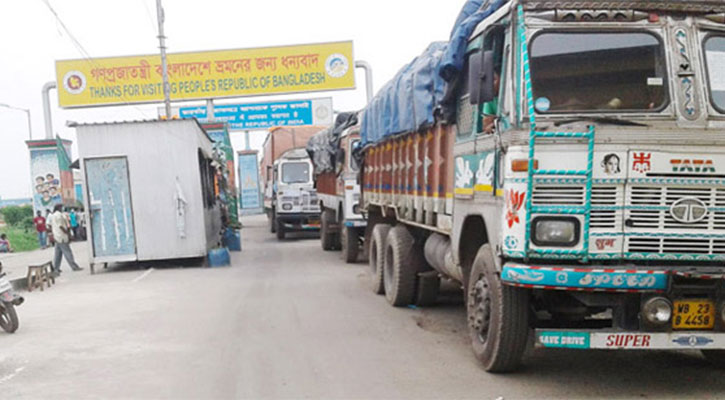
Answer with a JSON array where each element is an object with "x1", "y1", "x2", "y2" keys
[{"x1": 0, "y1": 262, "x2": 24, "y2": 333}]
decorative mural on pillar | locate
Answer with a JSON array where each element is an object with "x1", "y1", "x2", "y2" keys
[{"x1": 28, "y1": 137, "x2": 75, "y2": 215}]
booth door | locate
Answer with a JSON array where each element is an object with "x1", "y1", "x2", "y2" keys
[{"x1": 84, "y1": 157, "x2": 136, "y2": 260}]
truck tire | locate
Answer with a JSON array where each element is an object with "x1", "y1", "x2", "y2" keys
[
  {"x1": 368, "y1": 223, "x2": 391, "y2": 295},
  {"x1": 269, "y1": 208, "x2": 276, "y2": 233},
  {"x1": 341, "y1": 226, "x2": 359, "y2": 263},
  {"x1": 276, "y1": 219, "x2": 286, "y2": 240},
  {"x1": 0, "y1": 303, "x2": 19, "y2": 333},
  {"x1": 321, "y1": 209, "x2": 339, "y2": 251},
  {"x1": 383, "y1": 225, "x2": 418, "y2": 307},
  {"x1": 415, "y1": 274, "x2": 440, "y2": 307},
  {"x1": 467, "y1": 244, "x2": 529, "y2": 373},
  {"x1": 702, "y1": 351, "x2": 725, "y2": 368}
]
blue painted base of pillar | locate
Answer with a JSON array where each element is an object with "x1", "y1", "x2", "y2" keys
[
  {"x1": 223, "y1": 228, "x2": 241, "y2": 252},
  {"x1": 207, "y1": 248, "x2": 231, "y2": 267}
]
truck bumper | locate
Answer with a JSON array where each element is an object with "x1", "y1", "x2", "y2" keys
[
  {"x1": 277, "y1": 213, "x2": 321, "y2": 231},
  {"x1": 501, "y1": 262, "x2": 670, "y2": 292},
  {"x1": 536, "y1": 329, "x2": 725, "y2": 350}
]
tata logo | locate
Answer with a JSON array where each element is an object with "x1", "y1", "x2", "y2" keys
[
  {"x1": 670, "y1": 197, "x2": 708, "y2": 224},
  {"x1": 670, "y1": 159, "x2": 716, "y2": 173}
]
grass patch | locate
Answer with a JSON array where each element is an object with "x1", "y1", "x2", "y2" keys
[{"x1": 0, "y1": 225, "x2": 39, "y2": 253}]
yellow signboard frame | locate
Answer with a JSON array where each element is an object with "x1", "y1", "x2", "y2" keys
[{"x1": 55, "y1": 41, "x2": 355, "y2": 108}]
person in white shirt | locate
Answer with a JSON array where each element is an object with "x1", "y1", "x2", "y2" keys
[{"x1": 49, "y1": 205, "x2": 83, "y2": 273}]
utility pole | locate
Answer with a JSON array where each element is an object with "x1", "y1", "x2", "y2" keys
[{"x1": 156, "y1": 0, "x2": 171, "y2": 118}]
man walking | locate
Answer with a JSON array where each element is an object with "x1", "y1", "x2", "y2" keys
[
  {"x1": 33, "y1": 211, "x2": 48, "y2": 249},
  {"x1": 50, "y1": 204, "x2": 83, "y2": 273}
]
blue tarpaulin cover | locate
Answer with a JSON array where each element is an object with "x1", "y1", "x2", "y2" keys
[{"x1": 361, "y1": 0, "x2": 508, "y2": 146}]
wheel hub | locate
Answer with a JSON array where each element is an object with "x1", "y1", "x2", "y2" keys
[{"x1": 468, "y1": 275, "x2": 491, "y2": 343}]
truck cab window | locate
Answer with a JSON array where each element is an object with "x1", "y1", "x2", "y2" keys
[
  {"x1": 704, "y1": 35, "x2": 725, "y2": 113},
  {"x1": 281, "y1": 162, "x2": 310, "y2": 184},
  {"x1": 530, "y1": 32, "x2": 668, "y2": 112},
  {"x1": 481, "y1": 26, "x2": 506, "y2": 135}
]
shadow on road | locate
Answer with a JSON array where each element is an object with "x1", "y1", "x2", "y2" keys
[
  {"x1": 513, "y1": 348, "x2": 725, "y2": 398},
  {"x1": 408, "y1": 283, "x2": 725, "y2": 398}
]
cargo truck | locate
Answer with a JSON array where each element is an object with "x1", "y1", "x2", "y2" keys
[
  {"x1": 307, "y1": 112, "x2": 366, "y2": 262},
  {"x1": 262, "y1": 126, "x2": 323, "y2": 239},
  {"x1": 360, "y1": 0, "x2": 725, "y2": 372}
]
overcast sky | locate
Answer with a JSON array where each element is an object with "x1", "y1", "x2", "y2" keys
[{"x1": 0, "y1": 0, "x2": 464, "y2": 199}]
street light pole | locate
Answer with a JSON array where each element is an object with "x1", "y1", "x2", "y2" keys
[
  {"x1": 0, "y1": 103, "x2": 32, "y2": 140},
  {"x1": 156, "y1": 0, "x2": 172, "y2": 118}
]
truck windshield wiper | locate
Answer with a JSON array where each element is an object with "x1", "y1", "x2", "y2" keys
[{"x1": 554, "y1": 116, "x2": 648, "y2": 127}]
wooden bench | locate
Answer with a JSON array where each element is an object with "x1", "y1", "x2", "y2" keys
[{"x1": 27, "y1": 261, "x2": 54, "y2": 292}]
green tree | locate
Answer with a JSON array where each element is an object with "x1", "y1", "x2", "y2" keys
[{"x1": 0, "y1": 205, "x2": 34, "y2": 227}]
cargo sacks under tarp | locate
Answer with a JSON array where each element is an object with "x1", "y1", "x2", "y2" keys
[
  {"x1": 307, "y1": 112, "x2": 358, "y2": 175},
  {"x1": 360, "y1": 0, "x2": 510, "y2": 148}
]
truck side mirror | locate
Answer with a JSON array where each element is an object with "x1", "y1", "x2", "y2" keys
[{"x1": 469, "y1": 50, "x2": 495, "y2": 105}]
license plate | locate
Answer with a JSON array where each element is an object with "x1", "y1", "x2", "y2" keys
[{"x1": 673, "y1": 299, "x2": 715, "y2": 330}]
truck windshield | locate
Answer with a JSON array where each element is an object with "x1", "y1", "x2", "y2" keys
[
  {"x1": 529, "y1": 32, "x2": 667, "y2": 113},
  {"x1": 281, "y1": 162, "x2": 310, "y2": 184},
  {"x1": 704, "y1": 35, "x2": 725, "y2": 113}
]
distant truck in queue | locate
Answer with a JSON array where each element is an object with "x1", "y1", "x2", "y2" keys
[
  {"x1": 307, "y1": 112, "x2": 366, "y2": 262},
  {"x1": 261, "y1": 126, "x2": 323, "y2": 240},
  {"x1": 358, "y1": 0, "x2": 725, "y2": 372}
]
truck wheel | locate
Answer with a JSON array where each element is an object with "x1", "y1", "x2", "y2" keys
[
  {"x1": 276, "y1": 219, "x2": 286, "y2": 240},
  {"x1": 321, "y1": 209, "x2": 339, "y2": 251},
  {"x1": 467, "y1": 244, "x2": 529, "y2": 373},
  {"x1": 702, "y1": 351, "x2": 725, "y2": 368},
  {"x1": 269, "y1": 208, "x2": 276, "y2": 233},
  {"x1": 368, "y1": 224, "x2": 391, "y2": 295},
  {"x1": 383, "y1": 225, "x2": 418, "y2": 307},
  {"x1": 415, "y1": 274, "x2": 440, "y2": 307},
  {"x1": 341, "y1": 226, "x2": 359, "y2": 263}
]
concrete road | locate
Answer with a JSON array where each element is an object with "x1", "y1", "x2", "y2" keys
[{"x1": 2, "y1": 215, "x2": 725, "y2": 399}]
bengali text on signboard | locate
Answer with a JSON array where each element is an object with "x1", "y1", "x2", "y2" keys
[{"x1": 171, "y1": 98, "x2": 333, "y2": 130}]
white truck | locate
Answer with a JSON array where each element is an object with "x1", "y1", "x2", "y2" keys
[
  {"x1": 262, "y1": 126, "x2": 322, "y2": 240},
  {"x1": 307, "y1": 112, "x2": 366, "y2": 262},
  {"x1": 359, "y1": 0, "x2": 725, "y2": 372}
]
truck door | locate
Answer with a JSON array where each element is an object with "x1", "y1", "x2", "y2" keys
[{"x1": 84, "y1": 157, "x2": 137, "y2": 261}]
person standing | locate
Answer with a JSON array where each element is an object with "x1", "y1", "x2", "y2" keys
[
  {"x1": 33, "y1": 211, "x2": 48, "y2": 249},
  {"x1": 69, "y1": 209, "x2": 79, "y2": 240},
  {"x1": 50, "y1": 204, "x2": 83, "y2": 273},
  {"x1": 45, "y1": 209, "x2": 55, "y2": 246}
]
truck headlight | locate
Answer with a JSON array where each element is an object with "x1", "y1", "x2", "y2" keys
[
  {"x1": 352, "y1": 203, "x2": 360, "y2": 214},
  {"x1": 642, "y1": 297, "x2": 672, "y2": 325},
  {"x1": 532, "y1": 217, "x2": 579, "y2": 247},
  {"x1": 282, "y1": 203, "x2": 293, "y2": 211}
]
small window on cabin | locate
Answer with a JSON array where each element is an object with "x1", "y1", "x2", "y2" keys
[
  {"x1": 479, "y1": 26, "x2": 506, "y2": 135},
  {"x1": 456, "y1": 53, "x2": 476, "y2": 139}
]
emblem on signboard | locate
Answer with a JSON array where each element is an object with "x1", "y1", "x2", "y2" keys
[
  {"x1": 63, "y1": 70, "x2": 86, "y2": 95},
  {"x1": 325, "y1": 54, "x2": 349, "y2": 78},
  {"x1": 670, "y1": 197, "x2": 708, "y2": 224},
  {"x1": 315, "y1": 104, "x2": 330, "y2": 120}
]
